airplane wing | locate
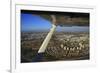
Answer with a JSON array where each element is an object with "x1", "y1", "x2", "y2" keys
[{"x1": 21, "y1": 10, "x2": 89, "y2": 26}]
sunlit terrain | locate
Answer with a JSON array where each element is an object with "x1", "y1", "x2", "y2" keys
[{"x1": 21, "y1": 31, "x2": 89, "y2": 62}]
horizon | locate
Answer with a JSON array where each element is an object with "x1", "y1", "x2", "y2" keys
[{"x1": 21, "y1": 13, "x2": 89, "y2": 32}]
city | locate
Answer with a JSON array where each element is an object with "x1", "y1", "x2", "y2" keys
[{"x1": 21, "y1": 31, "x2": 89, "y2": 62}]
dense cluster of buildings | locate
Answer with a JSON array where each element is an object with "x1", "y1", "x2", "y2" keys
[{"x1": 21, "y1": 32, "x2": 89, "y2": 62}]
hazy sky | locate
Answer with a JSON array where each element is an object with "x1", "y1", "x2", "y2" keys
[{"x1": 21, "y1": 13, "x2": 89, "y2": 32}]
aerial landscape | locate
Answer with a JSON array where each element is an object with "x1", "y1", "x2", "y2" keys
[{"x1": 21, "y1": 10, "x2": 89, "y2": 63}]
